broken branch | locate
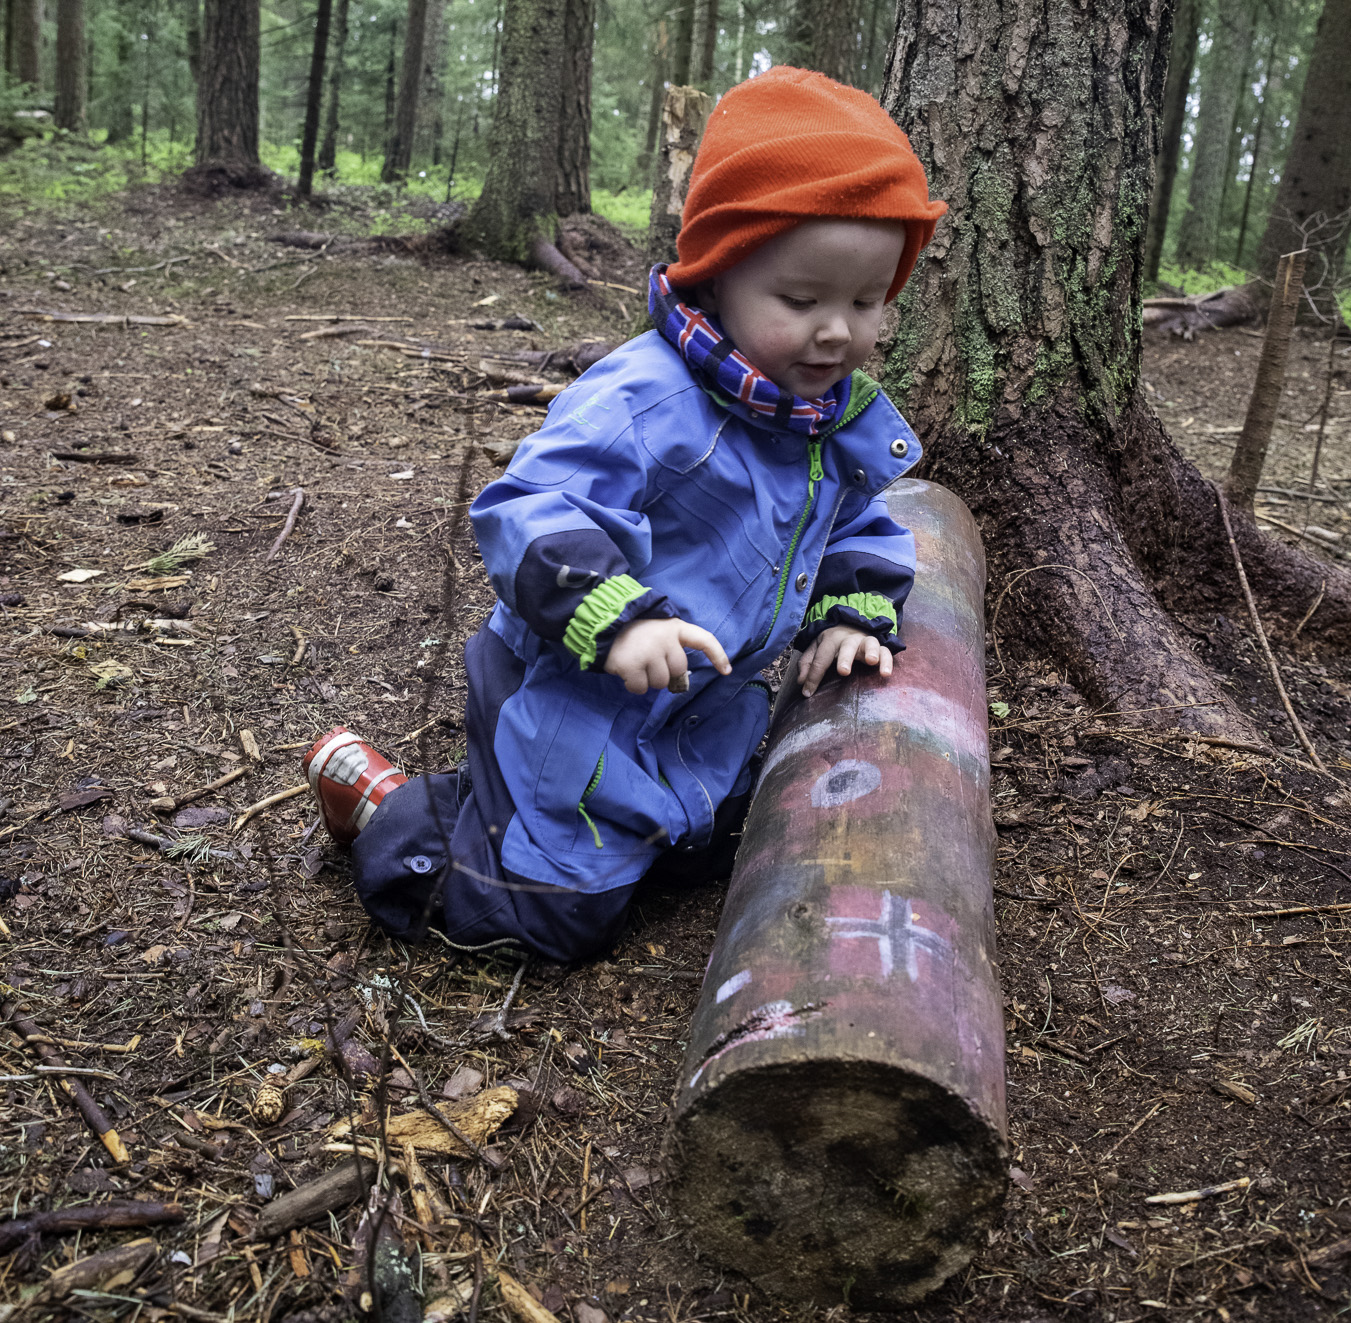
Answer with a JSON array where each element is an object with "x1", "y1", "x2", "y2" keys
[{"x1": 266, "y1": 488, "x2": 305, "y2": 562}]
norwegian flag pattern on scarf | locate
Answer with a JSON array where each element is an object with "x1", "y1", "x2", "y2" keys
[{"x1": 648, "y1": 264, "x2": 846, "y2": 436}]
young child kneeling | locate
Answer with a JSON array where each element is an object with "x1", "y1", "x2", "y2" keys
[{"x1": 305, "y1": 67, "x2": 947, "y2": 963}]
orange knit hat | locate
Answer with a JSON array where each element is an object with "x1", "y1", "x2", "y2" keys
[{"x1": 666, "y1": 66, "x2": 947, "y2": 303}]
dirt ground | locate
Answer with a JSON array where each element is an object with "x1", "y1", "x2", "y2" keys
[{"x1": 2, "y1": 181, "x2": 1351, "y2": 1323}]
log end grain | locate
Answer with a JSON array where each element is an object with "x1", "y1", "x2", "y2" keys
[{"x1": 667, "y1": 1059, "x2": 1007, "y2": 1309}]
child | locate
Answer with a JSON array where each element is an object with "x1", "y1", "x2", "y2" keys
[{"x1": 305, "y1": 67, "x2": 947, "y2": 963}]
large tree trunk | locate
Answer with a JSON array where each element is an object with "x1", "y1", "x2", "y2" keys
[
  {"x1": 297, "y1": 0, "x2": 333, "y2": 197},
  {"x1": 103, "y1": 4, "x2": 134, "y2": 145},
  {"x1": 382, "y1": 0, "x2": 429, "y2": 183},
  {"x1": 11, "y1": 0, "x2": 40, "y2": 87},
  {"x1": 790, "y1": 0, "x2": 861, "y2": 86},
  {"x1": 190, "y1": 0, "x2": 268, "y2": 187},
  {"x1": 690, "y1": 0, "x2": 717, "y2": 87},
  {"x1": 1174, "y1": 0, "x2": 1258, "y2": 269},
  {"x1": 1144, "y1": 0, "x2": 1199, "y2": 281},
  {"x1": 54, "y1": 0, "x2": 85, "y2": 131},
  {"x1": 882, "y1": 0, "x2": 1351, "y2": 742},
  {"x1": 670, "y1": 0, "x2": 694, "y2": 85},
  {"x1": 1253, "y1": 0, "x2": 1351, "y2": 319},
  {"x1": 184, "y1": 0, "x2": 200, "y2": 84},
  {"x1": 556, "y1": 0, "x2": 593, "y2": 215},
  {"x1": 414, "y1": 0, "x2": 447, "y2": 165},
  {"x1": 316, "y1": 0, "x2": 349, "y2": 173},
  {"x1": 467, "y1": 0, "x2": 567, "y2": 259}
]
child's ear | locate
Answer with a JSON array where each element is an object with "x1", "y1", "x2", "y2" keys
[{"x1": 692, "y1": 279, "x2": 720, "y2": 313}]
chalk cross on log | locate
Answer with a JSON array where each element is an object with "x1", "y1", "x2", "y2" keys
[{"x1": 825, "y1": 889, "x2": 949, "y2": 982}]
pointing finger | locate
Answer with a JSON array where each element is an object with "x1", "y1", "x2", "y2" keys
[{"x1": 676, "y1": 623, "x2": 731, "y2": 674}]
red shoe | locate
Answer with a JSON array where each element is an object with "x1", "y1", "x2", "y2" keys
[{"x1": 303, "y1": 727, "x2": 408, "y2": 845}]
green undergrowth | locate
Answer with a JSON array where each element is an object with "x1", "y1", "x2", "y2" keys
[
  {"x1": 591, "y1": 187, "x2": 650, "y2": 239},
  {"x1": 1150, "y1": 259, "x2": 1251, "y2": 298}
]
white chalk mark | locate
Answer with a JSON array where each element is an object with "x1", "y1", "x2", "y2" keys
[
  {"x1": 715, "y1": 969, "x2": 752, "y2": 1003},
  {"x1": 810, "y1": 758, "x2": 882, "y2": 808},
  {"x1": 825, "y1": 890, "x2": 948, "y2": 981}
]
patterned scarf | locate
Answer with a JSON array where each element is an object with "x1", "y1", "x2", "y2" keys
[{"x1": 648, "y1": 264, "x2": 848, "y2": 436}]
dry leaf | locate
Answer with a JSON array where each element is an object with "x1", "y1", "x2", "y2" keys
[
  {"x1": 58, "y1": 568, "x2": 104, "y2": 583},
  {"x1": 239, "y1": 729, "x2": 262, "y2": 761},
  {"x1": 124, "y1": 574, "x2": 191, "y2": 591},
  {"x1": 330, "y1": 1085, "x2": 517, "y2": 1155},
  {"x1": 1211, "y1": 1079, "x2": 1257, "y2": 1105},
  {"x1": 141, "y1": 944, "x2": 167, "y2": 965}
]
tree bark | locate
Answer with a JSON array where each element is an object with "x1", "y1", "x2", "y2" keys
[
  {"x1": 184, "y1": 0, "x2": 200, "y2": 84},
  {"x1": 1225, "y1": 250, "x2": 1307, "y2": 510},
  {"x1": 11, "y1": 0, "x2": 39, "y2": 88},
  {"x1": 467, "y1": 0, "x2": 567, "y2": 260},
  {"x1": 691, "y1": 0, "x2": 717, "y2": 87},
  {"x1": 382, "y1": 0, "x2": 429, "y2": 183},
  {"x1": 1253, "y1": 0, "x2": 1351, "y2": 319},
  {"x1": 103, "y1": 4, "x2": 134, "y2": 145},
  {"x1": 639, "y1": 23, "x2": 667, "y2": 176},
  {"x1": 54, "y1": 0, "x2": 85, "y2": 132},
  {"x1": 1234, "y1": 32, "x2": 1286, "y2": 269},
  {"x1": 790, "y1": 0, "x2": 861, "y2": 86},
  {"x1": 1144, "y1": 0, "x2": 1199, "y2": 281},
  {"x1": 881, "y1": 0, "x2": 1351, "y2": 740},
  {"x1": 1174, "y1": 0, "x2": 1258, "y2": 269},
  {"x1": 646, "y1": 84, "x2": 712, "y2": 268},
  {"x1": 556, "y1": 0, "x2": 593, "y2": 215},
  {"x1": 317, "y1": 0, "x2": 349, "y2": 173},
  {"x1": 297, "y1": 0, "x2": 333, "y2": 197},
  {"x1": 414, "y1": 0, "x2": 448, "y2": 165},
  {"x1": 190, "y1": 0, "x2": 268, "y2": 187},
  {"x1": 671, "y1": 0, "x2": 694, "y2": 85}
]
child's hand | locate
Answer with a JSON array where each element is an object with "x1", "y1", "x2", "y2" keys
[
  {"x1": 605, "y1": 617, "x2": 732, "y2": 694},
  {"x1": 797, "y1": 625, "x2": 893, "y2": 698}
]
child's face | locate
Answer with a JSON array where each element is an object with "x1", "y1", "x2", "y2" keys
[{"x1": 697, "y1": 218, "x2": 907, "y2": 400}]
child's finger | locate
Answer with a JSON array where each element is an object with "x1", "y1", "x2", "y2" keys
[
  {"x1": 877, "y1": 646, "x2": 894, "y2": 677},
  {"x1": 800, "y1": 640, "x2": 837, "y2": 697},
  {"x1": 796, "y1": 640, "x2": 819, "y2": 683},
  {"x1": 834, "y1": 631, "x2": 863, "y2": 675},
  {"x1": 677, "y1": 622, "x2": 732, "y2": 674}
]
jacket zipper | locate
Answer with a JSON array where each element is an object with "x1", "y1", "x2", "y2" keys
[
  {"x1": 578, "y1": 754, "x2": 605, "y2": 848},
  {"x1": 756, "y1": 381, "x2": 879, "y2": 650}
]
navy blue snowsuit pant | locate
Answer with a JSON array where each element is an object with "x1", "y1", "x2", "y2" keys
[{"x1": 350, "y1": 625, "x2": 747, "y2": 963}]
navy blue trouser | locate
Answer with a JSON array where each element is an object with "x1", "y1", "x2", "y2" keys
[{"x1": 351, "y1": 625, "x2": 747, "y2": 963}]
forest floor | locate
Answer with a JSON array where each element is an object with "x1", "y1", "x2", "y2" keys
[{"x1": 1, "y1": 178, "x2": 1351, "y2": 1323}]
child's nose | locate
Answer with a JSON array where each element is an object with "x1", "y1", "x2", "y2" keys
[{"x1": 817, "y1": 311, "x2": 851, "y2": 345}]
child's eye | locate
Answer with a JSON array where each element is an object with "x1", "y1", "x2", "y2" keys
[
  {"x1": 854, "y1": 299, "x2": 881, "y2": 310},
  {"x1": 781, "y1": 296, "x2": 814, "y2": 309}
]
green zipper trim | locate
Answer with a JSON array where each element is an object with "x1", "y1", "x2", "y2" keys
[{"x1": 578, "y1": 754, "x2": 605, "y2": 848}]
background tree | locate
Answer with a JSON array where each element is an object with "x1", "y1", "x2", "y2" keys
[
  {"x1": 382, "y1": 0, "x2": 428, "y2": 182},
  {"x1": 789, "y1": 0, "x2": 861, "y2": 86},
  {"x1": 54, "y1": 0, "x2": 87, "y2": 132},
  {"x1": 191, "y1": 0, "x2": 266, "y2": 186},
  {"x1": 557, "y1": 0, "x2": 594, "y2": 214},
  {"x1": 1175, "y1": 0, "x2": 1258, "y2": 269},
  {"x1": 10, "y1": 0, "x2": 41, "y2": 88},
  {"x1": 882, "y1": 0, "x2": 1350, "y2": 732},
  {"x1": 1144, "y1": 0, "x2": 1199, "y2": 281},
  {"x1": 297, "y1": 0, "x2": 333, "y2": 195},
  {"x1": 1253, "y1": 0, "x2": 1351, "y2": 316},
  {"x1": 316, "y1": 0, "x2": 350, "y2": 173}
]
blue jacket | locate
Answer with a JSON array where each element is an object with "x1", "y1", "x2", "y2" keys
[{"x1": 468, "y1": 330, "x2": 921, "y2": 895}]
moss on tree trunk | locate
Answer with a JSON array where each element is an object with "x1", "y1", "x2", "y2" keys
[{"x1": 881, "y1": 0, "x2": 1351, "y2": 740}]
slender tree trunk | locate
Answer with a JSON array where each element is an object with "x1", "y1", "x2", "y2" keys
[
  {"x1": 1254, "y1": 0, "x2": 1351, "y2": 320},
  {"x1": 104, "y1": 5, "x2": 134, "y2": 145},
  {"x1": 1235, "y1": 35, "x2": 1285, "y2": 269},
  {"x1": 556, "y1": 0, "x2": 593, "y2": 215},
  {"x1": 382, "y1": 17, "x2": 398, "y2": 151},
  {"x1": 1218, "y1": 36, "x2": 1256, "y2": 230},
  {"x1": 467, "y1": 0, "x2": 567, "y2": 259},
  {"x1": 791, "y1": 0, "x2": 861, "y2": 86},
  {"x1": 882, "y1": 0, "x2": 1351, "y2": 736},
  {"x1": 1144, "y1": 0, "x2": 1199, "y2": 281},
  {"x1": 646, "y1": 84, "x2": 711, "y2": 266},
  {"x1": 190, "y1": 0, "x2": 267, "y2": 186},
  {"x1": 184, "y1": 0, "x2": 200, "y2": 84},
  {"x1": 1174, "y1": 0, "x2": 1258, "y2": 269},
  {"x1": 54, "y1": 0, "x2": 86, "y2": 132},
  {"x1": 671, "y1": 0, "x2": 694, "y2": 85},
  {"x1": 640, "y1": 22, "x2": 667, "y2": 175},
  {"x1": 317, "y1": 0, "x2": 349, "y2": 173},
  {"x1": 297, "y1": 0, "x2": 332, "y2": 197},
  {"x1": 415, "y1": 0, "x2": 447, "y2": 164},
  {"x1": 691, "y1": 0, "x2": 717, "y2": 87},
  {"x1": 4, "y1": 0, "x2": 13, "y2": 80},
  {"x1": 11, "y1": 0, "x2": 39, "y2": 88},
  {"x1": 383, "y1": 0, "x2": 429, "y2": 182}
]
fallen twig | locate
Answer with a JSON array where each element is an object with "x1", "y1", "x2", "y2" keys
[
  {"x1": 234, "y1": 783, "x2": 309, "y2": 830},
  {"x1": 172, "y1": 766, "x2": 247, "y2": 809},
  {"x1": 284, "y1": 313, "x2": 413, "y2": 323},
  {"x1": 18, "y1": 309, "x2": 187, "y2": 326},
  {"x1": 2, "y1": 1002, "x2": 132, "y2": 1162},
  {"x1": 1216, "y1": 489, "x2": 1330, "y2": 774},
  {"x1": 51, "y1": 449, "x2": 140, "y2": 464},
  {"x1": 266, "y1": 488, "x2": 305, "y2": 561},
  {"x1": 1145, "y1": 1176, "x2": 1250, "y2": 1205},
  {"x1": 87, "y1": 256, "x2": 192, "y2": 276},
  {"x1": 1231, "y1": 901, "x2": 1351, "y2": 920}
]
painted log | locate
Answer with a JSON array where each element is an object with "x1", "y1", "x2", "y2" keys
[{"x1": 666, "y1": 478, "x2": 1006, "y2": 1309}]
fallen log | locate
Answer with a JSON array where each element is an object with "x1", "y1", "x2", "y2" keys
[
  {"x1": 666, "y1": 479, "x2": 1007, "y2": 1309},
  {"x1": 1143, "y1": 285, "x2": 1259, "y2": 338},
  {"x1": 254, "y1": 1157, "x2": 370, "y2": 1239},
  {"x1": 0, "y1": 1202, "x2": 182, "y2": 1254}
]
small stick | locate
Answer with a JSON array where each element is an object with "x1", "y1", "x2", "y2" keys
[
  {"x1": 0, "y1": 1201, "x2": 183, "y2": 1254},
  {"x1": 1230, "y1": 901, "x2": 1351, "y2": 920},
  {"x1": 3, "y1": 1002, "x2": 131, "y2": 1163},
  {"x1": 284, "y1": 313, "x2": 414, "y2": 323},
  {"x1": 266, "y1": 488, "x2": 305, "y2": 561},
  {"x1": 234, "y1": 783, "x2": 309, "y2": 831},
  {"x1": 1293, "y1": 581, "x2": 1327, "y2": 639},
  {"x1": 172, "y1": 766, "x2": 247, "y2": 809},
  {"x1": 1145, "y1": 1176, "x2": 1250, "y2": 1205},
  {"x1": 1216, "y1": 489, "x2": 1328, "y2": 773},
  {"x1": 26, "y1": 1034, "x2": 142, "y2": 1054}
]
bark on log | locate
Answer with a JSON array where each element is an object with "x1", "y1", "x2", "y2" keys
[
  {"x1": 0, "y1": 1202, "x2": 183, "y2": 1254},
  {"x1": 646, "y1": 85, "x2": 713, "y2": 269},
  {"x1": 667, "y1": 480, "x2": 1006, "y2": 1310},
  {"x1": 254, "y1": 1157, "x2": 370, "y2": 1238}
]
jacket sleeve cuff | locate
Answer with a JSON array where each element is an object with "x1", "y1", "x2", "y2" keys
[
  {"x1": 793, "y1": 592, "x2": 904, "y2": 654},
  {"x1": 563, "y1": 573, "x2": 675, "y2": 670}
]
